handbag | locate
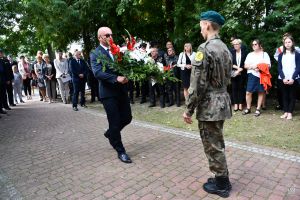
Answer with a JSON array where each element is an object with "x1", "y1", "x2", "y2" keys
[{"x1": 60, "y1": 74, "x2": 71, "y2": 83}]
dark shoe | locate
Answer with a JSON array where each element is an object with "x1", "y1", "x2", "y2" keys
[
  {"x1": 40, "y1": 98, "x2": 43, "y2": 101},
  {"x1": 167, "y1": 103, "x2": 174, "y2": 107},
  {"x1": 207, "y1": 177, "x2": 232, "y2": 191},
  {"x1": 80, "y1": 104, "x2": 87, "y2": 108},
  {"x1": 275, "y1": 105, "x2": 282, "y2": 110},
  {"x1": 118, "y1": 152, "x2": 132, "y2": 163},
  {"x1": 10, "y1": 104, "x2": 16, "y2": 106},
  {"x1": 90, "y1": 100, "x2": 95, "y2": 103},
  {"x1": 203, "y1": 176, "x2": 231, "y2": 198},
  {"x1": 140, "y1": 99, "x2": 146, "y2": 104},
  {"x1": 104, "y1": 130, "x2": 109, "y2": 138},
  {"x1": 233, "y1": 109, "x2": 238, "y2": 112},
  {"x1": 261, "y1": 107, "x2": 267, "y2": 110},
  {"x1": 242, "y1": 108, "x2": 251, "y2": 115},
  {"x1": 73, "y1": 107, "x2": 78, "y2": 111},
  {"x1": 148, "y1": 104, "x2": 156, "y2": 107},
  {"x1": 130, "y1": 100, "x2": 135, "y2": 104},
  {"x1": 4, "y1": 107, "x2": 11, "y2": 110},
  {"x1": 0, "y1": 109, "x2": 7, "y2": 114}
]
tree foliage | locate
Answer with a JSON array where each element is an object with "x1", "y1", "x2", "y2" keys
[{"x1": 0, "y1": 0, "x2": 299, "y2": 62}]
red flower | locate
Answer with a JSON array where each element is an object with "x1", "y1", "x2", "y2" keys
[
  {"x1": 109, "y1": 38, "x2": 120, "y2": 55},
  {"x1": 127, "y1": 36, "x2": 136, "y2": 51}
]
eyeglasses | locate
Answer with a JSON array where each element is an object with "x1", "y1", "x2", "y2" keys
[
  {"x1": 102, "y1": 33, "x2": 113, "y2": 38},
  {"x1": 252, "y1": 43, "x2": 258, "y2": 46}
]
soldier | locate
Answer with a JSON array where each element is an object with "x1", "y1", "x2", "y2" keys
[{"x1": 183, "y1": 11, "x2": 232, "y2": 198}]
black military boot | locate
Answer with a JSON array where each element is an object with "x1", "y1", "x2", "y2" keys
[
  {"x1": 207, "y1": 177, "x2": 232, "y2": 190},
  {"x1": 203, "y1": 176, "x2": 231, "y2": 198}
]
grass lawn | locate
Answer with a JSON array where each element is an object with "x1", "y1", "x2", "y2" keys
[{"x1": 87, "y1": 98, "x2": 300, "y2": 153}]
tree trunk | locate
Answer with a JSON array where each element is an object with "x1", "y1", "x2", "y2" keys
[
  {"x1": 165, "y1": 0, "x2": 175, "y2": 40},
  {"x1": 46, "y1": 43, "x2": 55, "y2": 61},
  {"x1": 82, "y1": 29, "x2": 93, "y2": 62}
]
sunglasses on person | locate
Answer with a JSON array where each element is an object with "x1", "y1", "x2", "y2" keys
[{"x1": 102, "y1": 33, "x2": 113, "y2": 38}]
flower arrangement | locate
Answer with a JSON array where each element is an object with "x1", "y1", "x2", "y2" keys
[{"x1": 98, "y1": 30, "x2": 178, "y2": 84}]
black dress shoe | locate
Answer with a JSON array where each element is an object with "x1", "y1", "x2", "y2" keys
[
  {"x1": 80, "y1": 104, "x2": 87, "y2": 108},
  {"x1": 4, "y1": 107, "x2": 11, "y2": 110},
  {"x1": 140, "y1": 99, "x2": 146, "y2": 104},
  {"x1": 0, "y1": 109, "x2": 7, "y2": 114},
  {"x1": 148, "y1": 104, "x2": 156, "y2": 107},
  {"x1": 10, "y1": 104, "x2": 16, "y2": 106},
  {"x1": 73, "y1": 107, "x2": 78, "y2": 111},
  {"x1": 118, "y1": 153, "x2": 132, "y2": 163}
]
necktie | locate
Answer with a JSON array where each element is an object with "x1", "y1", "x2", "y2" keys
[{"x1": 107, "y1": 49, "x2": 114, "y2": 61}]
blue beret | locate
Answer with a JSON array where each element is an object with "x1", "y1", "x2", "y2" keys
[{"x1": 200, "y1": 10, "x2": 225, "y2": 26}]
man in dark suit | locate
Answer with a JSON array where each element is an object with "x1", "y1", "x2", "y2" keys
[
  {"x1": 90, "y1": 27, "x2": 132, "y2": 163},
  {"x1": 70, "y1": 50, "x2": 88, "y2": 111},
  {"x1": 0, "y1": 49, "x2": 12, "y2": 111}
]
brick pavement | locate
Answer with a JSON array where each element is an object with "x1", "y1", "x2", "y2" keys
[{"x1": 0, "y1": 98, "x2": 299, "y2": 200}]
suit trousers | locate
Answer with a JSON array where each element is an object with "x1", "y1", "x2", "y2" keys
[
  {"x1": 198, "y1": 120, "x2": 229, "y2": 177},
  {"x1": 6, "y1": 82, "x2": 14, "y2": 105},
  {"x1": 72, "y1": 79, "x2": 86, "y2": 107},
  {"x1": 102, "y1": 94, "x2": 132, "y2": 153},
  {"x1": 0, "y1": 83, "x2": 9, "y2": 108}
]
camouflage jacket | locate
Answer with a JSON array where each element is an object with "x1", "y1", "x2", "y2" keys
[{"x1": 185, "y1": 36, "x2": 232, "y2": 121}]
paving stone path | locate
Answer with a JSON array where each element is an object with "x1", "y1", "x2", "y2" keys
[{"x1": 0, "y1": 98, "x2": 299, "y2": 200}]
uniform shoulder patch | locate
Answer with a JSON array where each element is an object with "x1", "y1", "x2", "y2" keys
[{"x1": 195, "y1": 51, "x2": 204, "y2": 62}]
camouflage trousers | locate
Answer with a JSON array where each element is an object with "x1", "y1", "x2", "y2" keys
[{"x1": 198, "y1": 120, "x2": 229, "y2": 177}]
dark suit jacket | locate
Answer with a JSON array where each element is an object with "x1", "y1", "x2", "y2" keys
[
  {"x1": 90, "y1": 45, "x2": 127, "y2": 99},
  {"x1": 0, "y1": 57, "x2": 13, "y2": 82},
  {"x1": 70, "y1": 58, "x2": 88, "y2": 83}
]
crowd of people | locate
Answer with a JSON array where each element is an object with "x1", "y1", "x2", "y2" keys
[{"x1": 0, "y1": 33, "x2": 299, "y2": 119}]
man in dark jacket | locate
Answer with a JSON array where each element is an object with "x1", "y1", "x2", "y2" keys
[
  {"x1": 70, "y1": 50, "x2": 88, "y2": 111},
  {"x1": 90, "y1": 26, "x2": 132, "y2": 164},
  {"x1": 0, "y1": 49, "x2": 12, "y2": 111}
]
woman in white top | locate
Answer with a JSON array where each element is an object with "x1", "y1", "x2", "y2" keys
[
  {"x1": 243, "y1": 39, "x2": 271, "y2": 117},
  {"x1": 277, "y1": 35, "x2": 300, "y2": 120},
  {"x1": 18, "y1": 55, "x2": 32, "y2": 100},
  {"x1": 177, "y1": 43, "x2": 195, "y2": 98},
  {"x1": 54, "y1": 51, "x2": 70, "y2": 104}
]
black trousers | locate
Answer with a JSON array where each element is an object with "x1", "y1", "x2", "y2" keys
[
  {"x1": 101, "y1": 94, "x2": 132, "y2": 153},
  {"x1": 281, "y1": 80, "x2": 297, "y2": 113},
  {"x1": 72, "y1": 79, "x2": 86, "y2": 107},
  {"x1": 90, "y1": 79, "x2": 99, "y2": 101},
  {"x1": 140, "y1": 81, "x2": 148, "y2": 102},
  {"x1": 23, "y1": 78, "x2": 31, "y2": 96},
  {"x1": 0, "y1": 83, "x2": 9, "y2": 109},
  {"x1": 149, "y1": 81, "x2": 165, "y2": 107},
  {"x1": 231, "y1": 76, "x2": 245, "y2": 104},
  {"x1": 6, "y1": 82, "x2": 14, "y2": 105}
]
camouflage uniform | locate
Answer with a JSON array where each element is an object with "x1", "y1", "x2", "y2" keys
[{"x1": 185, "y1": 35, "x2": 232, "y2": 177}]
